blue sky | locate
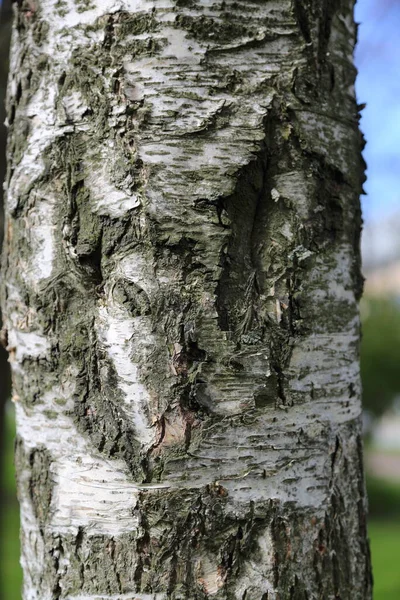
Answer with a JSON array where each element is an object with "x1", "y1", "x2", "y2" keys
[{"x1": 355, "y1": 0, "x2": 400, "y2": 224}]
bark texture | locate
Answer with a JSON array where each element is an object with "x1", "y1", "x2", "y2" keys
[
  {"x1": 0, "y1": 0, "x2": 13, "y2": 505},
  {"x1": 3, "y1": 1, "x2": 371, "y2": 599}
]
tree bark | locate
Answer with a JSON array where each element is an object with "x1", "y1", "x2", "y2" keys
[
  {"x1": 0, "y1": 0, "x2": 13, "y2": 509},
  {"x1": 2, "y1": 1, "x2": 372, "y2": 599}
]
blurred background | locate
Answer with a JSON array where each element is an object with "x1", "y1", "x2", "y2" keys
[{"x1": 1, "y1": 0, "x2": 400, "y2": 598}]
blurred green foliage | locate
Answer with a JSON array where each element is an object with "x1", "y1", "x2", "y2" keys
[
  {"x1": 367, "y1": 474, "x2": 400, "y2": 520},
  {"x1": 361, "y1": 297, "x2": 400, "y2": 416}
]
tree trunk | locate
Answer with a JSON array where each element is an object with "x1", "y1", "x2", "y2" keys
[
  {"x1": 2, "y1": 1, "x2": 372, "y2": 599},
  {"x1": 0, "y1": 0, "x2": 13, "y2": 509}
]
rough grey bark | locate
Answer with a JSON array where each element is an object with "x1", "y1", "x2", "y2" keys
[
  {"x1": 2, "y1": 1, "x2": 371, "y2": 599},
  {"x1": 0, "y1": 0, "x2": 13, "y2": 508}
]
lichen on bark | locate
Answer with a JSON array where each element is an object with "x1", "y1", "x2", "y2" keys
[{"x1": 3, "y1": 0, "x2": 371, "y2": 598}]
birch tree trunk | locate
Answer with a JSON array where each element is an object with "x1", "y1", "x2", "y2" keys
[
  {"x1": 0, "y1": 0, "x2": 13, "y2": 502},
  {"x1": 2, "y1": 1, "x2": 372, "y2": 599}
]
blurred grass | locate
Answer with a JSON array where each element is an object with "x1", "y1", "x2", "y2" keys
[
  {"x1": 370, "y1": 521, "x2": 400, "y2": 600},
  {"x1": 1, "y1": 404, "x2": 400, "y2": 599},
  {"x1": 1, "y1": 403, "x2": 22, "y2": 600},
  {"x1": 1, "y1": 502, "x2": 21, "y2": 600},
  {"x1": 366, "y1": 475, "x2": 400, "y2": 599}
]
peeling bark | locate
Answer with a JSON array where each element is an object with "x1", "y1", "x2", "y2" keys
[{"x1": 3, "y1": 1, "x2": 371, "y2": 599}]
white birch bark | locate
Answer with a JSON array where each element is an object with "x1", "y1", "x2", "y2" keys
[{"x1": 3, "y1": 0, "x2": 371, "y2": 598}]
